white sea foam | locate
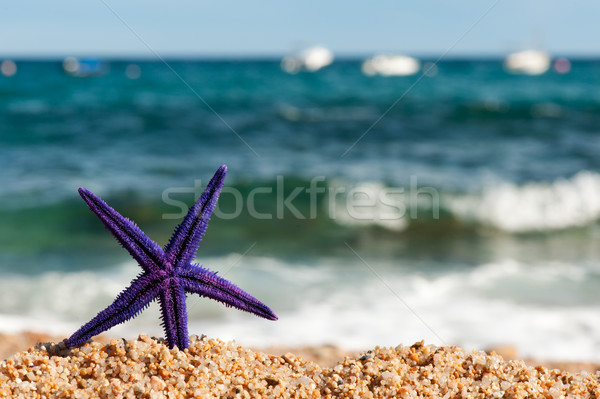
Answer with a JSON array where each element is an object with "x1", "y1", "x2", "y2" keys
[
  {"x1": 2, "y1": 255, "x2": 600, "y2": 362},
  {"x1": 447, "y1": 171, "x2": 600, "y2": 232},
  {"x1": 327, "y1": 181, "x2": 410, "y2": 231},
  {"x1": 189, "y1": 257, "x2": 600, "y2": 362},
  {"x1": 329, "y1": 172, "x2": 600, "y2": 233},
  {"x1": 192, "y1": 258, "x2": 600, "y2": 363}
]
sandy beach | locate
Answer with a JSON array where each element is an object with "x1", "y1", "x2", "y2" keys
[{"x1": 2, "y1": 332, "x2": 600, "y2": 398}]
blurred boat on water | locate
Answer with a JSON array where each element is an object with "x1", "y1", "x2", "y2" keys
[
  {"x1": 0, "y1": 60, "x2": 17, "y2": 77},
  {"x1": 62, "y1": 57, "x2": 108, "y2": 77},
  {"x1": 361, "y1": 54, "x2": 420, "y2": 76},
  {"x1": 281, "y1": 46, "x2": 334, "y2": 74},
  {"x1": 503, "y1": 50, "x2": 550, "y2": 75}
]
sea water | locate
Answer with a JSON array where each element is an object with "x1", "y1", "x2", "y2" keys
[{"x1": 2, "y1": 59, "x2": 600, "y2": 361}]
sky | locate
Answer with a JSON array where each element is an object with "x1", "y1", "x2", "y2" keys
[{"x1": 0, "y1": 0, "x2": 598, "y2": 58}]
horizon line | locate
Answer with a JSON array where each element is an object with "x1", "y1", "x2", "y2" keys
[{"x1": 1, "y1": 51, "x2": 599, "y2": 62}]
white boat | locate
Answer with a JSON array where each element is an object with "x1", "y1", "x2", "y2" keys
[
  {"x1": 503, "y1": 50, "x2": 550, "y2": 75},
  {"x1": 361, "y1": 54, "x2": 420, "y2": 77},
  {"x1": 281, "y1": 46, "x2": 334, "y2": 74},
  {"x1": 63, "y1": 57, "x2": 108, "y2": 77}
]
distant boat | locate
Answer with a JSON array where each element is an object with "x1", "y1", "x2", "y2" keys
[
  {"x1": 553, "y1": 57, "x2": 571, "y2": 74},
  {"x1": 361, "y1": 54, "x2": 420, "y2": 77},
  {"x1": 281, "y1": 46, "x2": 334, "y2": 74},
  {"x1": 0, "y1": 60, "x2": 17, "y2": 77},
  {"x1": 62, "y1": 57, "x2": 108, "y2": 77},
  {"x1": 503, "y1": 50, "x2": 550, "y2": 75}
]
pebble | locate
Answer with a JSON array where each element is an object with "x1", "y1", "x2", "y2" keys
[{"x1": 1, "y1": 336, "x2": 599, "y2": 398}]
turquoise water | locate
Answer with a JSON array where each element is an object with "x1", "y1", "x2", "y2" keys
[{"x1": 2, "y1": 59, "x2": 600, "y2": 360}]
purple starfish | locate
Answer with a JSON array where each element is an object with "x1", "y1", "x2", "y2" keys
[{"x1": 66, "y1": 165, "x2": 277, "y2": 349}]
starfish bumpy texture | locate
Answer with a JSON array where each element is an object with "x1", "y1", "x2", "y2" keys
[{"x1": 66, "y1": 165, "x2": 277, "y2": 349}]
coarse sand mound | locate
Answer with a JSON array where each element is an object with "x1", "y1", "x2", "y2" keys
[{"x1": 1, "y1": 335, "x2": 599, "y2": 398}]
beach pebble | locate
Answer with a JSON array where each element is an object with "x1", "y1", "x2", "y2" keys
[{"x1": 1, "y1": 336, "x2": 600, "y2": 398}]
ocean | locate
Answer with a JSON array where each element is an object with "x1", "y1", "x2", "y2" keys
[{"x1": 2, "y1": 58, "x2": 600, "y2": 361}]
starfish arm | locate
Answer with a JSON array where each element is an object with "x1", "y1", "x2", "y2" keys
[
  {"x1": 79, "y1": 188, "x2": 164, "y2": 274},
  {"x1": 179, "y1": 264, "x2": 278, "y2": 321},
  {"x1": 158, "y1": 279, "x2": 188, "y2": 349},
  {"x1": 66, "y1": 273, "x2": 161, "y2": 347},
  {"x1": 164, "y1": 165, "x2": 227, "y2": 271}
]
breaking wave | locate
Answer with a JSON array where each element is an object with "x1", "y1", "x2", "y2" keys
[
  {"x1": 445, "y1": 171, "x2": 600, "y2": 232},
  {"x1": 329, "y1": 171, "x2": 600, "y2": 234}
]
